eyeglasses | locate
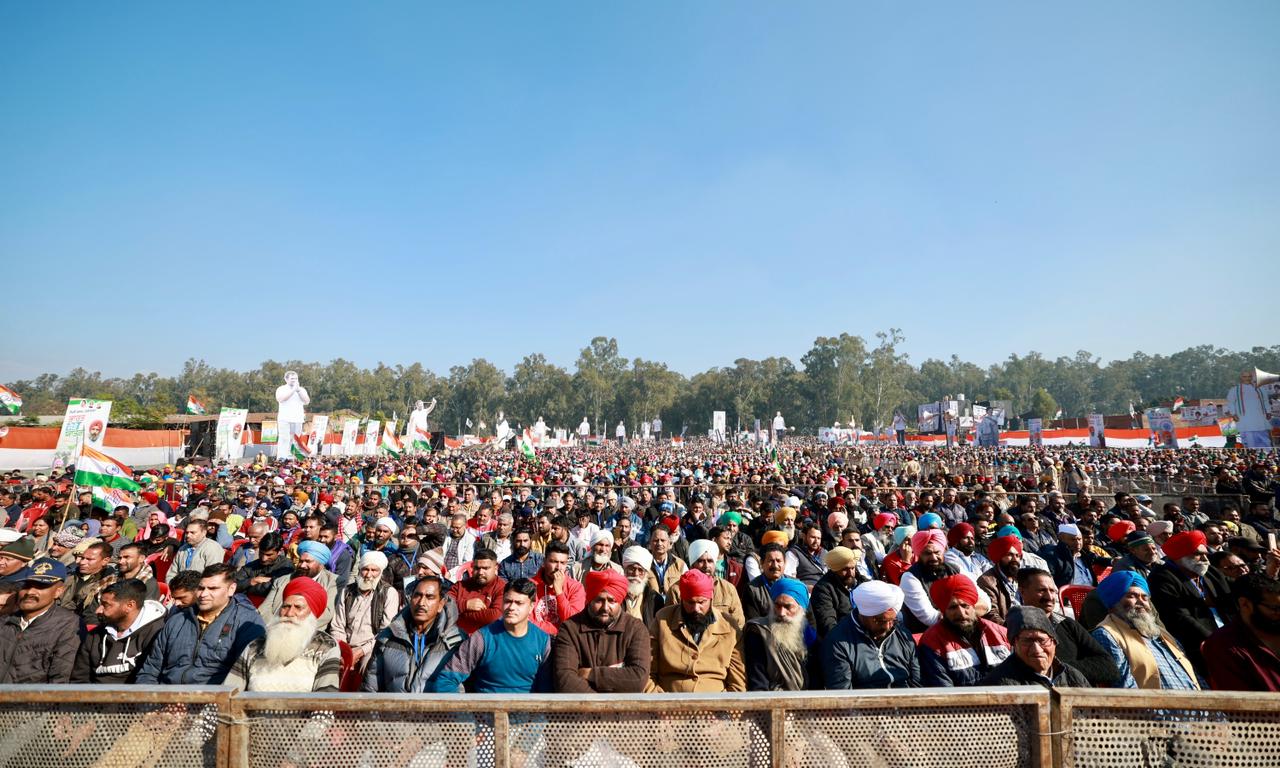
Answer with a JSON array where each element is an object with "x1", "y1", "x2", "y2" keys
[{"x1": 1015, "y1": 635, "x2": 1056, "y2": 649}]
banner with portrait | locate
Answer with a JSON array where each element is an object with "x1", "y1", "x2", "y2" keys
[
  {"x1": 341, "y1": 419, "x2": 360, "y2": 456},
  {"x1": 1028, "y1": 418, "x2": 1043, "y2": 447},
  {"x1": 917, "y1": 402, "x2": 940, "y2": 433},
  {"x1": 215, "y1": 407, "x2": 249, "y2": 461},
  {"x1": 1147, "y1": 408, "x2": 1179, "y2": 449},
  {"x1": 307, "y1": 415, "x2": 329, "y2": 457},
  {"x1": 1087, "y1": 413, "x2": 1106, "y2": 448},
  {"x1": 363, "y1": 420, "x2": 380, "y2": 456},
  {"x1": 52, "y1": 398, "x2": 113, "y2": 469}
]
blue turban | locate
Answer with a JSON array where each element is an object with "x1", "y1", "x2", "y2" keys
[
  {"x1": 1097, "y1": 570, "x2": 1148, "y2": 610},
  {"x1": 297, "y1": 541, "x2": 332, "y2": 566},
  {"x1": 995, "y1": 524, "x2": 1022, "y2": 540},
  {"x1": 916, "y1": 512, "x2": 943, "y2": 530},
  {"x1": 769, "y1": 577, "x2": 810, "y2": 611}
]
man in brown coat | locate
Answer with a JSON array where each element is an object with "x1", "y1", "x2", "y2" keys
[
  {"x1": 649, "y1": 569, "x2": 745, "y2": 692},
  {"x1": 553, "y1": 570, "x2": 650, "y2": 692}
]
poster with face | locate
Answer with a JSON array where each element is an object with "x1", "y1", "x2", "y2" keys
[
  {"x1": 215, "y1": 407, "x2": 249, "y2": 461},
  {"x1": 52, "y1": 398, "x2": 112, "y2": 469}
]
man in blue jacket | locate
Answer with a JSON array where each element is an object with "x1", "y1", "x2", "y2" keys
[
  {"x1": 822, "y1": 580, "x2": 920, "y2": 689},
  {"x1": 135, "y1": 563, "x2": 265, "y2": 685}
]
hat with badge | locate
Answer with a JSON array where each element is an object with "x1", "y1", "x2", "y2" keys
[{"x1": 24, "y1": 557, "x2": 68, "y2": 585}]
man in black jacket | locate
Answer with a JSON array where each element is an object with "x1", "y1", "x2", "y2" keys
[
  {"x1": 0, "y1": 558, "x2": 79, "y2": 684},
  {"x1": 1039, "y1": 525, "x2": 1098, "y2": 588},
  {"x1": 980, "y1": 607, "x2": 1089, "y2": 688},
  {"x1": 72, "y1": 579, "x2": 167, "y2": 683},
  {"x1": 739, "y1": 543, "x2": 786, "y2": 622},
  {"x1": 811, "y1": 546, "x2": 864, "y2": 639},
  {"x1": 1017, "y1": 568, "x2": 1118, "y2": 687},
  {"x1": 1148, "y1": 530, "x2": 1235, "y2": 675}
]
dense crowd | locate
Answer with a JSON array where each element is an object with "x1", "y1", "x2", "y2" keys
[{"x1": 0, "y1": 441, "x2": 1278, "y2": 697}]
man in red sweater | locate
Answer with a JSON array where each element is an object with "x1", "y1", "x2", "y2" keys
[
  {"x1": 530, "y1": 541, "x2": 585, "y2": 636},
  {"x1": 448, "y1": 548, "x2": 505, "y2": 634}
]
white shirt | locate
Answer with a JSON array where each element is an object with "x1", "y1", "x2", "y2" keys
[
  {"x1": 1225, "y1": 383, "x2": 1271, "y2": 433},
  {"x1": 276, "y1": 384, "x2": 310, "y2": 423}
]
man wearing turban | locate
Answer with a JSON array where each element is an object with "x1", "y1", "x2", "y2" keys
[
  {"x1": 899, "y1": 529, "x2": 960, "y2": 632},
  {"x1": 1090, "y1": 571, "x2": 1199, "y2": 690},
  {"x1": 620, "y1": 546, "x2": 665, "y2": 625},
  {"x1": 821, "y1": 580, "x2": 919, "y2": 689},
  {"x1": 1147, "y1": 530, "x2": 1234, "y2": 676},
  {"x1": 918, "y1": 574, "x2": 1011, "y2": 687},
  {"x1": 666, "y1": 538, "x2": 744, "y2": 634},
  {"x1": 331, "y1": 550, "x2": 401, "y2": 673},
  {"x1": 552, "y1": 569, "x2": 650, "y2": 693},
  {"x1": 742, "y1": 577, "x2": 815, "y2": 691},
  {"x1": 978, "y1": 535, "x2": 1024, "y2": 625},
  {"x1": 258, "y1": 541, "x2": 338, "y2": 630},
  {"x1": 649, "y1": 569, "x2": 746, "y2": 692},
  {"x1": 810, "y1": 546, "x2": 865, "y2": 640},
  {"x1": 943, "y1": 522, "x2": 991, "y2": 578},
  {"x1": 224, "y1": 576, "x2": 342, "y2": 692}
]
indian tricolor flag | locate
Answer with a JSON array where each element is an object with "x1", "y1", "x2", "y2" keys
[
  {"x1": 1171, "y1": 397, "x2": 1185, "y2": 413},
  {"x1": 517, "y1": 429, "x2": 536, "y2": 461},
  {"x1": 92, "y1": 485, "x2": 135, "y2": 513},
  {"x1": 291, "y1": 433, "x2": 310, "y2": 460},
  {"x1": 412, "y1": 425, "x2": 431, "y2": 453},
  {"x1": 186, "y1": 395, "x2": 206, "y2": 415},
  {"x1": 0, "y1": 385, "x2": 21, "y2": 415},
  {"x1": 381, "y1": 425, "x2": 403, "y2": 456},
  {"x1": 75, "y1": 446, "x2": 141, "y2": 492}
]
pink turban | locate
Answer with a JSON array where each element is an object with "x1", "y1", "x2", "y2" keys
[{"x1": 911, "y1": 529, "x2": 947, "y2": 555}]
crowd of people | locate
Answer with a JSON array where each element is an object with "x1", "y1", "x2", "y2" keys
[{"x1": 0, "y1": 440, "x2": 1277, "y2": 697}]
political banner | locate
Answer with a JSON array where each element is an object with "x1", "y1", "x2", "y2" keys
[
  {"x1": 918, "y1": 403, "x2": 940, "y2": 433},
  {"x1": 363, "y1": 420, "x2": 380, "y2": 456},
  {"x1": 52, "y1": 398, "x2": 112, "y2": 470},
  {"x1": 341, "y1": 419, "x2": 360, "y2": 456},
  {"x1": 1178, "y1": 403, "x2": 1222, "y2": 427},
  {"x1": 215, "y1": 407, "x2": 249, "y2": 461},
  {"x1": 260, "y1": 420, "x2": 279, "y2": 444},
  {"x1": 308, "y1": 415, "x2": 329, "y2": 457},
  {"x1": 1028, "y1": 418, "x2": 1043, "y2": 447},
  {"x1": 1087, "y1": 414, "x2": 1106, "y2": 448},
  {"x1": 712, "y1": 411, "x2": 726, "y2": 440},
  {"x1": 1148, "y1": 408, "x2": 1179, "y2": 449}
]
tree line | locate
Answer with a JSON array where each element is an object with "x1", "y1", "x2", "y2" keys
[{"x1": 7, "y1": 333, "x2": 1278, "y2": 433}]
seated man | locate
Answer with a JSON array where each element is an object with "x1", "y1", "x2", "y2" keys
[
  {"x1": 553, "y1": 570, "x2": 650, "y2": 692},
  {"x1": 0, "y1": 558, "x2": 79, "y2": 683},
  {"x1": 978, "y1": 535, "x2": 1024, "y2": 625},
  {"x1": 822, "y1": 580, "x2": 919, "y2": 689},
  {"x1": 1090, "y1": 571, "x2": 1199, "y2": 690},
  {"x1": 1017, "y1": 568, "x2": 1119, "y2": 687},
  {"x1": 917, "y1": 575, "x2": 1010, "y2": 687},
  {"x1": 739, "y1": 542, "x2": 787, "y2": 623},
  {"x1": 980, "y1": 607, "x2": 1089, "y2": 688},
  {"x1": 364, "y1": 575, "x2": 466, "y2": 693},
  {"x1": 331, "y1": 550, "x2": 400, "y2": 673},
  {"x1": 649, "y1": 569, "x2": 745, "y2": 692},
  {"x1": 944, "y1": 522, "x2": 991, "y2": 578},
  {"x1": 811, "y1": 546, "x2": 863, "y2": 640},
  {"x1": 743, "y1": 577, "x2": 816, "y2": 691},
  {"x1": 72, "y1": 578, "x2": 167, "y2": 683},
  {"x1": 223, "y1": 576, "x2": 341, "y2": 692},
  {"x1": 431, "y1": 578, "x2": 552, "y2": 693},
  {"x1": 448, "y1": 548, "x2": 506, "y2": 635},
  {"x1": 900, "y1": 529, "x2": 961, "y2": 632},
  {"x1": 1203, "y1": 571, "x2": 1280, "y2": 691},
  {"x1": 1147, "y1": 530, "x2": 1233, "y2": 676},
  {"x1": 665, "y1": 539, "x2": 744, "y2": 634},
  {"x1": 620, "y1": 546, "x2": 665, "y2": 625}
]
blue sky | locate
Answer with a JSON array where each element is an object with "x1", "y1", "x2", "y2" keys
[{"x1": 2, "y1": 2, "x2": 1277, "y2": 381}]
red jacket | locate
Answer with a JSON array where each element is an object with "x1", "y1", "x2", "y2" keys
[
  {"x1": 531, "y1": 573, "x2": 585, "y2": 636},
  {"x1": 1203, "y1": 619, "x2": 1280, "y2": 692},
  {"x1": 448, "y1": 577, "x2": 507, "y2": 635}
]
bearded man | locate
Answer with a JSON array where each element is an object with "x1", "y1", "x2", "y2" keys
[
  {"x1": 917, "y1": 574, "x2": 1011, "y2": 687},
  {"x1": 900, "y1": 529, "x2": 961, "y2": 632},
  {"x1": 944, "y1": 523, "x2": 991, "y2": 578},
  {"x1": 552, "y1": 569, "x2": 650, "y2": 692},
  {"x1": 1091, "y1": 571, "x2": 1199, "y2": 690},
  {"x1": 743, "y1": 577, "x2": 815, "y2": 691},
  {"x1": 331, "y1": 551, "x2": 400, "y2": 672},
  {"x1": 224, "y1": 576, "x2": 341, "y2": 692},
  {"x1": 649, "y1": 569, "x2": 745, "y2": 692},
  {"x1": 1148, "y1": 530, "x2": 1234, "y2": 675},
  {"x1": 620, "y1": 546, "x2": 664, "y2": 624},
  {"x1": 570, "y1": 530, "x2": 625, "y2": 582}
]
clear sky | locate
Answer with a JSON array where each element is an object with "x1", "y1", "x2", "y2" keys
[{"x1": 2, "y1": 2, "x2": 1277, "y2": 381}]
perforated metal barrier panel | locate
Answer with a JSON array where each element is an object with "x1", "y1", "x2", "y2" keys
[
  {"x1": 0, "y1": 701, "x2": 219, "y2": 768},
  {"x1": 246, "y1": 710, "x2": 494, "y2": 768},
  {"x1": 1066, "y1": 706, "x2": 1280, "y2": 768},
  {"x1": 786, "y1": 705, "x2": 1037, "y2": 768}
]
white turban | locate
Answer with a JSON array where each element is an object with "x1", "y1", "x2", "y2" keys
[
  {"x1": 852, "y1": 580, "x2": 904, "y2": 617},
  {"x1": 1147, "y1": 520, "x2": 1173, "y2": 537},
  {"x1": 687, "y1": 539, "x2": 719, "y2": 566},
  {"x1": 374, "y1": 516, "x2": 398, "y2": 536},
  {"x1": 1058, "y1": 523, "x2": 1081, "y2": 537},
  {"x1": 359, "y1": 550, "x2": 389, "y2": 572},
  {"x1": 592, "y1": 530, "x2": 614, "y2": 547},
  {"x1": 622, "y1": 546, "x2": 653, "y2": 570}
]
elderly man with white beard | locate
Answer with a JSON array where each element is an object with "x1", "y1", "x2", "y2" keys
[
  {"x1": 1090, "y1": 571, "x2": 1199, "y2": 690},
  {"x1": 224, "y1": 577, "x2": 342, "y2": 692},
  {"x1": 743, "y1": 577, "x2": 815, "y2": 691},
  {"x1": 331, "y1": 551, "x2": 400, "y2": 673},
  {"x1": 570, "y1": 530, "x2": 624, "y2": 582},
  {"x1": 620, "y1": 546, "x2": 665, "y2": 625}
]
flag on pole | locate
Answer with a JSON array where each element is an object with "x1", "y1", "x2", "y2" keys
[
  {"x1": 0, "y1": 385, "x2": 22, "y2": 415},
  {"x1": 186, "y1": 395, "x2": 206, "y2": 415},
  {"x1": 92, "y1": 486, "x2": 135, "y2": 513},
  {"x1": 381, "y1": 424, "x2": 402, "y2": 456},
  {"x1": 412, "y1": 425, "x2": 432, "y2": 452},
  {"x1": 1171, "y1": 397, "x2": 1184, "y2": 413},
  {"x1": 291, "y1": 433, "x2": 310, "y2": 461},
  {"x1": 517, "y1": 429, "x2": 536, "y2": 461},
  {"x1": 74, "y1": 446, "x2": 141, "y2": 492}
]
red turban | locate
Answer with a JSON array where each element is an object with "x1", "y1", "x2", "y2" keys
[
  {"x1": 929, "y1": 574, "x2": 981, "y2": 611},
  {"x1": 1108, "y1": 521, "x2": 1136, "y2": 544},
  {"x1": 874, "y1": 513, "x2": 898, "y2": 531},
  {"x1": 283, "y1": 577, "x2": 328, "y2": 619},
  {"x1": 584, "y1": 569, "x2": 629, "y2": 605},
  {"x1": 678, "y1": 569, "x2": 714, "y2": 602},
  {"x1": 1163, "y1": 530, "x2": 1208, "y2": 561},
  {"x1": 660, "y1": 516, "x2": 680, "y2": 533},
  {"x1": 141, "y1": 491, "x2": 160, "y2": 505},
  {"x1": 947, "y1": 522, "x2": 975, "y2": 548},
  {"x1": 987, "y1": 535, "x2": 1023, "y2": 563}
]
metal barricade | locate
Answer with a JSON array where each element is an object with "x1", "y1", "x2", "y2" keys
[
  {"x1": 1053, "y1": 689, "x2": 1280, "y2": 768},
  {"x1": 0, "y1": 685, "x2": 231, "y2": 768}
]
